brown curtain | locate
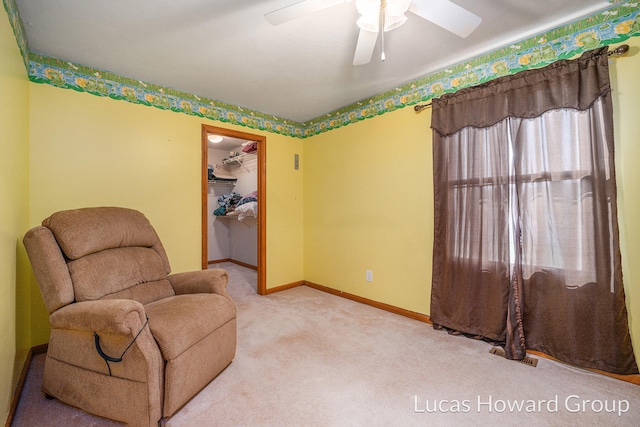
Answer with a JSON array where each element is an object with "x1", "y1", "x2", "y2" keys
[{"x1": 430, "y1": 47, "x2": 638, "y2": 375}]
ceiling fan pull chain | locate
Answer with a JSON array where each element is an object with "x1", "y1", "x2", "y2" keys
[{"x1": 380, "y1": 0, "x2": 386, "y2": 61}]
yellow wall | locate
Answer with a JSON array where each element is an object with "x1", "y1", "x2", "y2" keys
[
  {"x1": 304, "y1": 39, "x2": 640, "y2": 364},
  {"x1": 264, "y1": 133, "x2": 305, "y2": 287},
  {"x1": 610, "y1": 37, "x2": 640, "y2": 359},
  {"x1": 0, "y1": 10, "x2": 30, "y2": 420},
  {"x1": 304, "y1": 109, "x2": 433, "y2": 314},
  {"x1": 27, "y1": 83, "x2": 304, "y2": 344}
]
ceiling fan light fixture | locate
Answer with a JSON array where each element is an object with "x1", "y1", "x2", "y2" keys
[
  {"x1": 356, "y1": 0, "x2": 410, "y2": 32},
  {"x1": 357, "y1": 11, "x2": 407, "y2": 32},
  {"x1": 383, "y1": 13, "x2": 408, "y2": 31},
  {"x1": 355, "y1": 0, "x2": 411, "y2": 16}
]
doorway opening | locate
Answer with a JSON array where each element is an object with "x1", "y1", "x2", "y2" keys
[{"x1": 201, "y1": 124, "x2": 266, "y2": 295}]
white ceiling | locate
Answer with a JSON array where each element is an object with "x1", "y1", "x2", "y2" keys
[
  {"x1": 207, "y1": 135, "x2": 253, "y2": 151},
  {"x1": 16, "y1": 0, "x2": 614, "y2": 123}
]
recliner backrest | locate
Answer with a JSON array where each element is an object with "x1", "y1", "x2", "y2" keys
[{"x1": 32, "y1": 207, "x2": 175, "y2": 307}]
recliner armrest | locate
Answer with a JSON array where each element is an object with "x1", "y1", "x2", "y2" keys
[
  {"x1": 167, "y1": 269, "x2": 231, "y2": 301},
  {"x1": 49, "y1": 299, "x2": 147, "y2": 335}
]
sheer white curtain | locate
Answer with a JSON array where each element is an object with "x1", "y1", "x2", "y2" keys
[{"x1": 513, "y1": 104, "x2": 607, "y2": 289}]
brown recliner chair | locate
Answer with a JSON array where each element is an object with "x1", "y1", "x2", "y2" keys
[{"x1": 23, "y1": 207, "x2": 237, "y2": 426}]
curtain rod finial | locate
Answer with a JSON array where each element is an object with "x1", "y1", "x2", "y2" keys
[{"x1": 608, "y1": 44, "x2": 629, "y2": 57}]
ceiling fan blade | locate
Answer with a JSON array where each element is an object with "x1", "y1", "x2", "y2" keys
[
  {"x1": 353, "y1": 28, "x2": 379, "y2": 65},
  {"x1": 409, "y1": 0, "x2": 481, "y2": 38},
  {"x1": 265, "y1": 0, "x2": 350, "y2": 26}
]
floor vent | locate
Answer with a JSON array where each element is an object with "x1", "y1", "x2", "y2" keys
[{"x1": 490, "y1": 347, "x2": 538, "y2": 367}]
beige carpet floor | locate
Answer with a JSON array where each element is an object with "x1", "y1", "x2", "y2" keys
[{"x1": 11, "y1": 262, "x2": 640, "y2": 426}]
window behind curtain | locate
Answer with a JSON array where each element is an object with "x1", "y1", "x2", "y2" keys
[{"x1": 429, "y1": 48, "x2": 638, "y2": 375}]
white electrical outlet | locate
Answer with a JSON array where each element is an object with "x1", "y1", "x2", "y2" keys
[{"x1": 366, "y1": 270, "x2": 373, "y2": 282}]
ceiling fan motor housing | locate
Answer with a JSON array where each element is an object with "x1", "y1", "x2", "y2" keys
[{"x1": 356, "y1": 0, "x2": 412, "y2": 32}]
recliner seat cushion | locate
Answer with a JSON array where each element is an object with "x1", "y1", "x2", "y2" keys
[{"x1": 145, "y1": 294, "x2": 236, "y2": 361}]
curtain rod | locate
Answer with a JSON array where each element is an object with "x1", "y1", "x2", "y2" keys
[{"x1": 414, "y1": 44, "x2": 630, "y2": 113}]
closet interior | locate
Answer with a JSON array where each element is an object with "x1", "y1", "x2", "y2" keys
[{"x1": 207, "y1": 134, "x2": 258, "y2": 268}]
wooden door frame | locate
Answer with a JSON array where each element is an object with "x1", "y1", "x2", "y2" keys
[{"x1": 201, "y1": 124, "x2": 266, "y2": 295}]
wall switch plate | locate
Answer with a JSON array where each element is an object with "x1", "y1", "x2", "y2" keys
[
  {"x1": 294, "y1": 154, "x2": 299, "y2": 170},
  {"x1": 366, "y1": 270, "x2": 373, "y2": 282}
]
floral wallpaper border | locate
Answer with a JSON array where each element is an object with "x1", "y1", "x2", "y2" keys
[
  {"x1": 4, "y1": 0, "x2": 640, "y2": 139},
  {"x1": 27, "y1": 53, "x2": 307, "y2": 138},
  {"x1": 2, "y1": 0, "x2": 28, "y2": 69}
]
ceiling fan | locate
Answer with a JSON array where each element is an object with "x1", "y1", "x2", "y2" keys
[{"x1": 265, "y1": 0, "x2": 482, "y2": 65}]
